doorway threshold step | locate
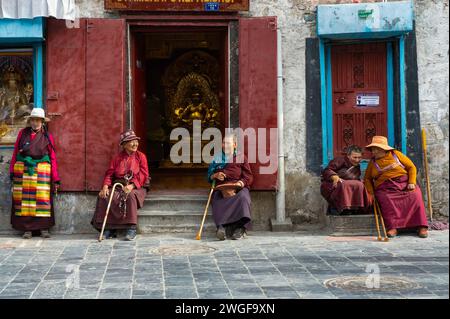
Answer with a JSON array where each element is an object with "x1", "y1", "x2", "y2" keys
[
  {"x1": 139, "y1": 210, "x2": 211, "y2": 216},
  {"x1": 144, "y1": 195, "x2": 211, "y2": 211},
  {"x1": 138, "y1": 210, "x2": 214, "y2": 234},
  {"x1": 328, "y1": 214, "x2": 376, "y2": 236}
]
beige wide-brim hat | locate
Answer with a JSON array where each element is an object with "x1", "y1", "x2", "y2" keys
[
  {"x1": 26, "y1": 108, "x2": 50, "y2": 122},
  {"x1": 365, "y1": 136, "x2": 394, "y2": 151}
]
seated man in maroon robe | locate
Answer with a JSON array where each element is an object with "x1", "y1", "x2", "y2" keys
[
  {"x1": 207, "y1": 134, "x2": 253, "y2": 240},
  {"x1": 91, "y1": 130, "x2": 150, "y2": 241},
  {"x1": 320, "y1": 145, "x2": 371, "y2": 215}
]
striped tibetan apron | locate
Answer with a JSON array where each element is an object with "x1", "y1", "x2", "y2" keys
[{"x1": 13, "y1": 159, "x2": 51, "y2": 217}]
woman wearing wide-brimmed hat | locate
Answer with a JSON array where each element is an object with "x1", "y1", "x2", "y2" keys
[
  {"x1": 91, "y1": 129, "x2": 150, "y2": 241},
  {"x1": 364, "y1": 136, "x2": 428, "y2": 238},
  {"x1": 9, "y1": 107, "x2": 60, "y2": 239}
]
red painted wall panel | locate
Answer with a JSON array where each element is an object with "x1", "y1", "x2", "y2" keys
[
  {"x1": 46, "y1": 19, "x2": 86, "y2": 191},
  {"x1": 85, "y1": 19, "x2": 126, "y2": 191},
  {"x1": 239, "y1": 17, "x2": 278, "y2": 191}
]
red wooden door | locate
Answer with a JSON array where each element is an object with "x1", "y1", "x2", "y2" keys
[
  {"x1": 239, "y1": 17, "x2": 278, "y2": 190},
  {"x1": 331, "y1": 43, "x2": 387, "y2": 158},
  {"x1": 46, "y1": 19, "x2": 87, "y2": 191},
  {"x1": 85, "y1": 19, "x2": 126, "y2": 191}
]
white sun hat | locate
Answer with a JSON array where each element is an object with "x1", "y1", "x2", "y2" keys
[{"x1": 26, "y1": 108, "x2": 50, "y2": 122}]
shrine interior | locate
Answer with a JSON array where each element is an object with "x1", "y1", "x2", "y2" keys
[{"x1": 132, "y1": 28, "x2": 228, "y2": 191}]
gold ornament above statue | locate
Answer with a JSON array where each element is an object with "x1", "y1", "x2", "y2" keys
[
  {"x1": 162, "y1": 50, "x2": 221, "y2": 131},
  {"x1": 171, "y1": 72, "x2": 220, "y2": 129}
]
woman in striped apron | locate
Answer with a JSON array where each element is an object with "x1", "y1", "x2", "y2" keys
[{"x1": 9, "y1": 108, "x2": 60, "y2": 239}]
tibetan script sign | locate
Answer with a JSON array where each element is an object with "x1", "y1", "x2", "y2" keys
[{"x1": 105, "y1": 0, "x2": 249, "y2": 12}]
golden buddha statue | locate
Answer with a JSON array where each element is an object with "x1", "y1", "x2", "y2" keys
[
  {"x1": 174, "y1": 89, "x2": 220, "y2": 128},
  {"x1": 0, "y1": 66, "x2": 31, "y2": 125}
]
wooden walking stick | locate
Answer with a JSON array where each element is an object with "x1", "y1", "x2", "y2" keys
[
  {"x1": 374, "y1": 198, "x2": 389, "y2": 242},
  {"x1": 196, "y1": 180, "x2": 216, "y2": 240},
  {"x1": 99, "y1": 182, "x2": 124, "y2": 242},
  {"x1": 372, "y1": 196, "x2": 383, "y2": 241},
  {"x1": 422, "y1": 128, "x2": 433, "y2": 222}
]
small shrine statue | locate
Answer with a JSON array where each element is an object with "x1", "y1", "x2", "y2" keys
[
  {"x1": 0, "y1": 66, "x2": 32, "y2": 125},
  {"x1": 174, "y1": 89, "x2": 219, "y2": 128}
]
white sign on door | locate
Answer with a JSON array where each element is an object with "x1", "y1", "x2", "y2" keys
[{"x1": 356, "y1": 93, "x2": 380, "y2": 106}]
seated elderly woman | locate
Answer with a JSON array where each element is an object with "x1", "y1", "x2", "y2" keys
[
  {"x1": 364, "y1": 136, "x2": 428, "y2": 238},
  {"x1": 207, "y1": 134, "x2": 253, "y2": 240},
  {"x1": 320, "y1": 145, "x2": 371, "y2": 215},
  {"x1": 91, "y1": 130, "x2": 150, "y2": 241}
]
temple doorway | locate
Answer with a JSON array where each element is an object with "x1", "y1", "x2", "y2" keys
[{"x1": 131, "y1": 27, "x2": 228, "y2": 191}]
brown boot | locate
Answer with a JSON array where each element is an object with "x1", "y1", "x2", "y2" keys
[
  {"x1": 418, "y1": 227, "x2": 428, "y2": 238},
  {"x1": 386, "y1": 229, "x2": 398, "y2": 238}
]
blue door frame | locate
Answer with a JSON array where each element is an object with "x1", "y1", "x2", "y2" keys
[{"x1": 319, "y1": 37, "x2": 407, "y2": 168}]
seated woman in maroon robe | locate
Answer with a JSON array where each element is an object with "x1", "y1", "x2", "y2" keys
[
  {"x1": 91, "y1": 130, "x2": 150, "y2": 241},
  {"x1": 207, "y1": 134, "x2": 253, "y2": 240},
  {"x1": 320, "y1": 145, "x2": 371, "y2": 215}
]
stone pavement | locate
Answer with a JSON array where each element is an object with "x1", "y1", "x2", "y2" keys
[{"x1": 0, "y1": 230, "x2": 448, "y2": 299}]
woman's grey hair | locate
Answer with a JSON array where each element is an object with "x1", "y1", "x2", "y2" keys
[
  {"x1": 223, "y1": 133, "x2": 238, "y2": 144},
  {"x1": 346, "y1": 145, "x2": 362, "y2": 155}
]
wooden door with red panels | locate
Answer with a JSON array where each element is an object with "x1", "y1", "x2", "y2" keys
[
  {"x1": 331, "y1": 43, "x2": 387, "y2": 159},
  {"x1": 239, "y1": 17, "x2": 278, "y2": 190},
  {"x1": 47, "y1": 18, "x2": 126, "y2": 191}
]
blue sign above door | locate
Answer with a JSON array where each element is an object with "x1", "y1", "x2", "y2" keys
[
  {"x1": 0, "y1": 17, "x2": 44, "y2": 43},
  {"x1": 317, "y1": 0, "x2": 413, "y2": 39}
]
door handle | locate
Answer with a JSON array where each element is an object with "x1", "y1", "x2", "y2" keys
[{"x1": 336, "y1": 96, "x2": 347, "y2": 104}]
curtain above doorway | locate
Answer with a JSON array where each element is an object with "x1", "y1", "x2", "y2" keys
[{"x1": 0, "y1": 0, "x2": 75, "y2": 20}]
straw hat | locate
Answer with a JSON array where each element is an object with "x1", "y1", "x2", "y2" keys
[
  {"x1": 26, "y1": 108, "x2": 50, "y2": 122},
  {"x1": 365, "y1": 136, "x2": 394, "y2": 151}
]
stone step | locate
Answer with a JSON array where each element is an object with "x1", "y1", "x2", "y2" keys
[
  {"x1": 138, "y1": 209, "x2": 215, "y2": 234},
  {"x1": 328, "y1": 214, "x2": 377, "y2": 236},
  {"x1": 144, "y1": 195, "x2": 210, "y2": 211}
]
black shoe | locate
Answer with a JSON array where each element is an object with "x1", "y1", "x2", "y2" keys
[
  {"x1": 125, "y1": 228, "x2": 137, "y2": 241},
  {"x1": 216, "y1": 226, "x2": 226, "y2": 241},
  {"x1": 327, "y1": 207, "x2": 339, "y2": 216},
  {"x1": 102, "y1": 229, "x2": 117, "y2": 240},
  {"x1": 40, "y1": 229, "x2": 51, "y2": 238},
  {"x1": 225, "y1": 225, "x2": 235, "y2": 239},
  {"x1": 22, "y1": 231, "x2": 32, "y2": 239},
  {"x1": 231, "y1": 227, "x2": 246, "y2": 240}
]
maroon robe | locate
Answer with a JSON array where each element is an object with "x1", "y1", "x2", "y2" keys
[
  {"x1": 375, "y1": 175, "x2": 428, "y2": 231},
  {"x1": 9, "y1": 127, "x2": 60, "y2": 232},
  {"x1": 320, "y1": 156, "x2": 371, "y2": 213},
  {"x1": 91, "y1": 150, "x2": 150, "y2": 230}
]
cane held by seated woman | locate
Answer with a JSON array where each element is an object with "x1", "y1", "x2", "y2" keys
[
  {"x1": 373, "y1": 198, "x2": 389, "y2": 242},
  {"x1": 99, "y1": 182, "x2": 124, "y2": 242},
  {"x1": 196, "y1": 180, "x2": 215, "y2": 240}
]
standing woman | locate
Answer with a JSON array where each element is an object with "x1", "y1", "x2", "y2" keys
[
  {"x1": 91, "y1": 130, "x2": 150, "y2": 241},
  {"x1": 364, "y1": 136, "x2": 429, "y2": 238},
  {"x1": 9, "y1": 107, "x2": 60, "y2": 239}
]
